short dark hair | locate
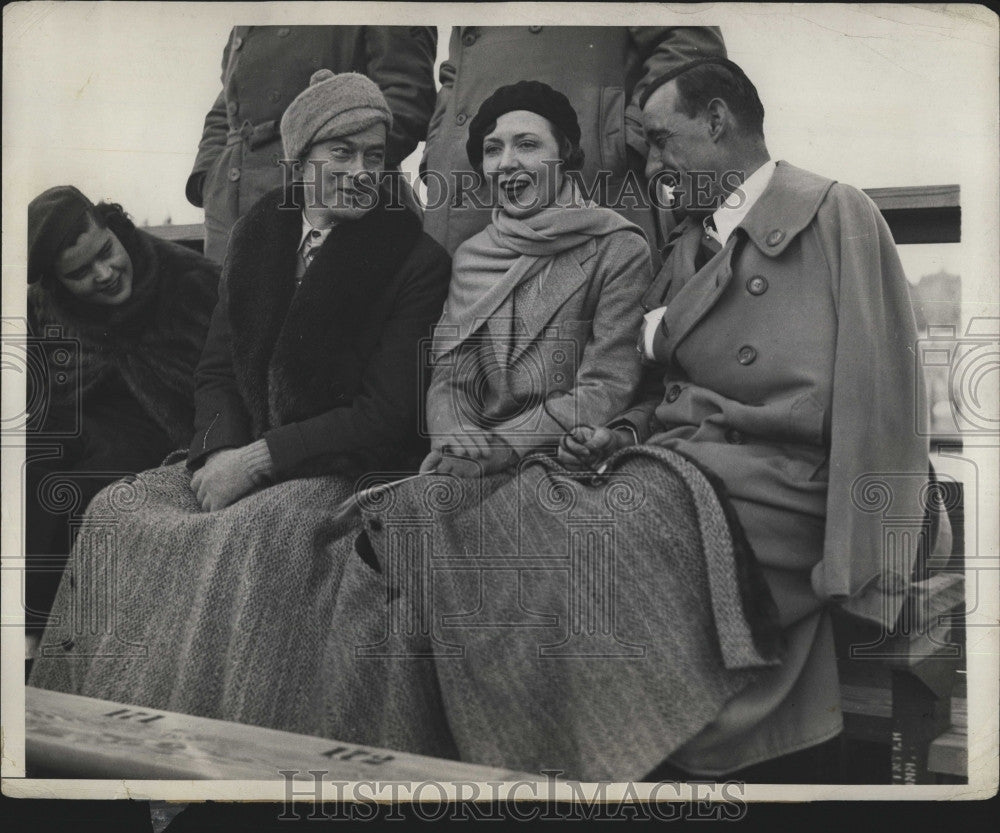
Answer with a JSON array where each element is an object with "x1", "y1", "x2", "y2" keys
[{"x1": 642, "y1": 58, "x2": 765, "y2": 138}]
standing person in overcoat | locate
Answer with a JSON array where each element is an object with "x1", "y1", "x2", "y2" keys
[
  {"x1": 187, "y1": 25, "x2": 437, "y2": 263},
  {"x1": 560, "y1": 58, "x2": 938, "y2": 782},
  {"x1": 419, "y1": 26, "x2": 726, "y2": 263}
]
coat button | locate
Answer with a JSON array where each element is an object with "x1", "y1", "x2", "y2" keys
[
  {"x1": 665, "y1": 384, "x2": 682, "y2": 403},
  {"x1": 746, "y1": 276, "x2": 769, "y2": 295},
  {"x1": 456, "y1": 113, "x2": 467, "y2": 125},
  {"x1": 462, "y1": 31, "x2": 478, "y2": 46},
  {"x1": 268, "y1": 89, "x2": 281, "y2": 103},
  {"x1": 233, "y1": 36, "x2": 243, "y2": 50},
  {"x1": 228, "y1": 167, "x2": 241, "y2": 182},
  {"x1": 227, "y1": 101, "x2": 239, "y2": 115},
  {"x1": 766, "y1": 229, "x2": 785, "y2": 246},
  {"x1": 737, "y1": 345, "x2": 757, "y2": 365},
  {"x1": 277, "y1": 27, "x2": 290, "y2": 37},
  {"x1": 529, "y1": 25, "x2": 543, "y2": 33},
  {"x1": 725, "y1": 429, "x2": 746, "y2": 445}
]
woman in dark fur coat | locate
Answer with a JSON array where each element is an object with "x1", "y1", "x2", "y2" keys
[
  {"x1": 25, "y1": 186, "x2": 219, "y2": 638},
  {"x1": 30, "y1": 71, "x2": 453, "y2": 725}
]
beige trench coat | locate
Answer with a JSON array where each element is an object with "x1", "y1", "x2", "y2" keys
[{"x1": 620, "y1": 161, "x2": 929, "y2": 773}]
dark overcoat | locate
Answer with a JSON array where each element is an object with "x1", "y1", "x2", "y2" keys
[{"x1": 188, "y1": 187, "x2": 451, "y2": 481}]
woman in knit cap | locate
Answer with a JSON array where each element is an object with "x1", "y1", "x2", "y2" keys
[
  {"x1": 29, "y1": 72, "x2": 452, "y2": 721},
  {"x1": 420, "y1": 80, "x2": 653, "y2": 477},
  {"x1": 24, "y1": 187, "x2": 218, "y2": 642}
]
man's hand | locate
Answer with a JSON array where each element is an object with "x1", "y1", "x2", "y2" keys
[
  {"x1": 190, "y1": 446, "x2": 265, "y2": 512},
  {"x1": 557, "y1": 425, "x2": 632, "y2": 471}
]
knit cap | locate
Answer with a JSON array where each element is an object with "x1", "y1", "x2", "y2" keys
[
  {"x1": 466, "y1": 80, "x2": 581, "y2": 170},
  {"x1": 28, "y1": 185, "x2": 96, "y2": 285},
  {"x1": 280, "y1": 70, "x2": 393, "y2": 162}
]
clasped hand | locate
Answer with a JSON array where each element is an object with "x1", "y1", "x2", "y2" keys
[
  {"x1": 556, "y1": 425, "x2": 629, "y2": 470},
  {"x1": 190, "y1": 447, "x2": 260, "y2": 511}
]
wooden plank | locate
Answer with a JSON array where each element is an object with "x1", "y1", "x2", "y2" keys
[
  {"x1": 144, "y1": 223, "x2": 205, "y2": 244},
  {"x1": 26, "y1": 686, "x2": 536, "y2": 781},
  {"x1": 863, "y1": 185, "x2": 960, "y2": 212},
  {"x1": 840, "y1": 684, "x2": 893, "y2": 720},
  {"x1": 927, "y1": 728, "x2": 967, "y2": 778},
  {"x1": 863, "y1": 185, "x2": 961, "y2": 244}
]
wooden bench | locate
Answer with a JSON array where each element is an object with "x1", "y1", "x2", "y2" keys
[
  {"x1": 25, "y1": 686, "x2": 535, "y2": 781},
  {"x1": 835, "y1": 569, "x2": 967, "y2": 784}
]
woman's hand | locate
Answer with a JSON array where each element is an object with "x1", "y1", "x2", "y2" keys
[
  {"x1": 190, "y1": 442, "x2": 272, "y2": 511},
  {"x1": 422, "y1": 434, "x2": 518, "y2": 478},
  {"x1": 557, "y1": 425, "x2": 631, "y2": 470}
]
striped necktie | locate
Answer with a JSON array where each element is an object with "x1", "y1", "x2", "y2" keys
[{"x1": 296, "y1": 228, "x2": 324, "y2": 284}]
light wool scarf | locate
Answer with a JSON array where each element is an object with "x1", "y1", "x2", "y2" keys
[{"x1": 432, "y1": 179, "x2": 642, "y2": 359}]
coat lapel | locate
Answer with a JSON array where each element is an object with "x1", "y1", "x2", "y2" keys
[
  {"x1": 507, "y1": 239, "x2": 594, "y2": 365},
  {"x1": 225, "y1": 190, "x2": 300, "y2": 433},
  {"x1": 225, "y1": 186, "x2": 423, "y2": 433},
  {"x1": 656, "y1": 223, "x2": 737, "y2": 364}
]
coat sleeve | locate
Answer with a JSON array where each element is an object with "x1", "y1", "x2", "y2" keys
[
  {"x1": 186, "y1": 30, "x2": 234, "y2": 208},
  {"x1": 491, "y1": 232, "x2": 653, "y2": 453},
  {"x1": 613, "y1": 365, "x2": 670, "y2": 442},
  {"x1": 419, "y1": 30, "x2": 459, "y2": 177},
  {"x1": 424, "y1": 332, "x2": 472, "y2": 447},
  {"x1": 262, "y1": 240, "x2": 451, "y2": 480},
  {"x1": 810, "y1": 184, "x2": 929, "y2": 627},
  {"x1": 625, "y1": 27, "x2": 727, "y2": 157},
  {"x1": 187, "y1": 265, "x2": 254, "y2": 468},
  {"x1": 364, "y1": 26, "x2": 438, "y2": 167}
]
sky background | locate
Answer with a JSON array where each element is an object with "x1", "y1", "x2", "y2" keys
[{"x1": 3, "y1": 2, "x2": 998, "y2": 292}]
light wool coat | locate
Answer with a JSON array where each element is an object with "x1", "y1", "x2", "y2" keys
[
  {"x1": 427, "y1": 227, "x2": 653, "y2": 456},
  {"x1": 621, "y1": 161, "x2": 929, "y2": 773}
]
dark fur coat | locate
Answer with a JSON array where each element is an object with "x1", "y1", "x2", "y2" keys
[
  {"x1": 188, "y1": 187, "x2": 451, "y2": 480},
  {"x1": 27, "y1": 219, "x2": 219, "y2": 448}
]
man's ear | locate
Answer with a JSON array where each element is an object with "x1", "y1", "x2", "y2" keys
[{"x1": 706, "y1": 97, "x2": 729, "y2": 142}]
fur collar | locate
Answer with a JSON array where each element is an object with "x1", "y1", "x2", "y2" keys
[
  {"x1": 28, "y1": 228, "x2": 218, "y2": 445},
  {"x1": 224, "y1": 187, "x2": 423, "y2": 434}
]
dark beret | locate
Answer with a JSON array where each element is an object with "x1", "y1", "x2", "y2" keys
[
  {"x1": 466, "y1": 80, "x2": 581, "y2": 170},
  {"x1": 28, "y1": 185, "x2": 95, "y2": 284}
]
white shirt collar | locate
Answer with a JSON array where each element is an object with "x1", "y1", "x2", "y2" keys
[
  {"x1": 298, "y1": 216, "x2": 334, "y2": 253},
  {"x1": 710, "y1": 160, "x2": 777, "y2": 245}
]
